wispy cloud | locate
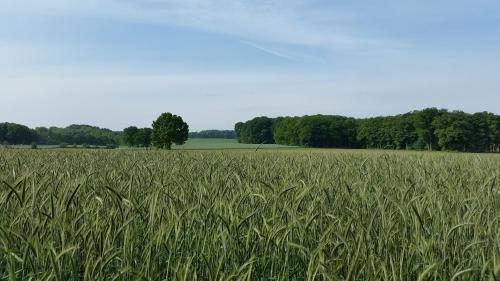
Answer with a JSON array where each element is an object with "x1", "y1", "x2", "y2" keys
[
  {"x1": 1, "y1": 0, "x2": 499, "y2": 130},
  {"x1": 240, "y1": 41, "x2": 298, "y2": 62},
  {"x1": 0, "y1": 0, "x2": 378, "y2": 50}
]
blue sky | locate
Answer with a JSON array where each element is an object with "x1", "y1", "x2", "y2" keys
[{"x1": 1, "y1": 0, "x2": 499, "y2": 130}]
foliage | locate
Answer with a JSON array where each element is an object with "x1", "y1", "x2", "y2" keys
[
  {"x1": 236, "y1": 108, "x2": 500, "y2": 152},
  {"x1": 0, "y1": 122, "x2": 37, "y2": 145},
  {"x1": 122, "y1": 127, "x2": 152, "y2": 148},
  {"x1": 35, "y1": 125, "x2": 120, "y2": 146},
  {"x1": 123, "y1": 126, "x2": 139, "y2": 146},
  {"x1": 296, "y1": 115, "x2": 357, "y2": 148},
  {"x1": 135, "y1": 128, "x2": 153, "y2": 148},
  {"x1": 152, "y1": 113, "x2": 189, "y2": 150},
  {"x1": 189, "y1": 130, "x2": 235, "y2": 139},
  {"x1": 0, "y1": 149, "x2": 498, "y2": 280},
  {"x1": 235, "y1": 116, "x2": 274, "y2": 144}
]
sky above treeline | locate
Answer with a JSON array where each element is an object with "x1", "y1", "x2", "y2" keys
[{"x1": 1, "y1": 0, "x2": 499, "y2": 131}]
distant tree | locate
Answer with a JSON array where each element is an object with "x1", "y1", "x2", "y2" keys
[
  {"x1": 274, "y1": 117, "x2": 301, "y2": 146},
  {"x1": 237, "y1": 117, "x2": 275, "y2": 144},
  {"x1": 189, "y1": 130, "x2": 235, "y2": 139},
  {"x1": 295, "y1": 115, "x2": 356, "y2": 148},
  {"x1": 494, "y1": 115, "x2": 500, "y2": 152},
  {"x1": 0, "y1": 123, "x2": 7, "y2": 143},
  {"x1": 433, "y1": 111, "x2": 473, "y2": 151},
  {"x1": 135, "y1": 128, "x2": 153, "y2": 148},
  {"x1": 152, "y1": 113, "x2": 189, "y2": 149},
  {"x1": 123, "y1": 126, "x2": 139, "y2": 146},
  {"x1": 235, "y1": 122, "x2": 244, "y2": 142},
  {"x1": 468, "y1": 112, "x2": 497, "y2": 152},
  {"x1": 0, "y1": 123, "x2": 37, "y2": 144},
  {"x1": 412, "y1": 108, "x2": 446, "y2": 150},
  {"x1": 35, "y1": 127, "x2": 50, "y2": 144},
  {"x1": 42, "y1": 125, "x2": 120, "y2": 146}
]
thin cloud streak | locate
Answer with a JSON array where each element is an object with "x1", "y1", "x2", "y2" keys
[{"x1": 0, "y1": 0, "x2": 382, "y2": 50}]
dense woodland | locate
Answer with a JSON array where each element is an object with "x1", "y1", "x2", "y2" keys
[
  {"x1": 235, "y1": 108, "x2": 500, "y2": 152},
  {"x1": 0, "y1": 124, "x2": 120, "y2": 146}
]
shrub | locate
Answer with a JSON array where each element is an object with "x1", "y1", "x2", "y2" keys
[{"x1": 106, "y1": 143, "x2": 118, "y2": 149}]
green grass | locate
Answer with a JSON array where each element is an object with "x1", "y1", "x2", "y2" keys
[
  {"x1": 0, "y1": 148, "x2": 498, "y2": 280},
  {"x1": 8, "y1": 138, "x2": 292, "y2": 150},
  {"x1": 174, "y1": 138, "x2": 294, "y2": 150}
]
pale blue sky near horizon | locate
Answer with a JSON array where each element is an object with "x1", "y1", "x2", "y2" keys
[{"x1": 1, "y1": 0, "x2": 499, "y2": 131}]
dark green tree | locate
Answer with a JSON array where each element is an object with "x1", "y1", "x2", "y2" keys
[
  {"x1": 0, "y1": 123, "x2": 37, "y2": 144},
  {"x1": 123, "y1": 126, "x2": 139, "y2": 146},
  {"x1": 135, "y1": 128, "x2": 153, "y2": 148},
  {"x1": 274, "y1": 117, "x2": 300, "y2": 146},
  {"x1": 237, "y1": 117, "x2": 275, "y2": 144},
  {"x1": 189, "y1": 130, "x2": 235, "y2": 139},
  {"x1": 235, "y1": 122, "x2": 244, "y2": 142},
  {"x1": 0, "y1": 123, "x2": 7, "y2": 143},
  {"x1": 468, "y1": 112, "x2": 497, "y2": 152},
  {"x1": 412, "y1": 108, "x2": 446, "y2": 150},
  {"x1": 151, "y1": 113, "x2": 189, "y2": 149},
  {"x1": 433, "y1": 111, "x2": 473, "y2": 151}
]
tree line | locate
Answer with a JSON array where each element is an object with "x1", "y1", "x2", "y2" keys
[
  {"x1": 0, "y1": 123, "x2": 120, "y2": 146},
  {"x1": 1, "y1": 112, "x2": 190, "y2": 150},
  {"x1": 235, "y1": 108, "x2": 500, "y2": 152},
  {"x1": 189, "y1": 130, "x2": 235, "y2": 139}
]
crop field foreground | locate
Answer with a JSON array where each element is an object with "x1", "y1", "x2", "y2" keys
[{"x1": 0, "y1": 149, "x2": 499, "y2": 280}]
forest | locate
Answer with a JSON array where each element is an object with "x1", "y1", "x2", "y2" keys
[
  {"x1": 235, "y1": 108, "x2": 500, "y2": 152},
  {"x1": 0, "y1": 124, "x2": 120, "y2": 146}
]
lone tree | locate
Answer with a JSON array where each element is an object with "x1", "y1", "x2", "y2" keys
[{"x1": 151, "y1": 113, "x2": 189, "y2": 149}]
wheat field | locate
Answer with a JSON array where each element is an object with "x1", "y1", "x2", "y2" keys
[{"x1": 0, "y1": 149, "x2": 498, "y2": 280}]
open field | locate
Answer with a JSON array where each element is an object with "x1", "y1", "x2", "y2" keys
[
  {"x1": 174, "y1": 138, "x2": 294, "y2": 150},
  {"x1": 7, "y1": 138, "x2": 293, "y2": 150},
  {"x1": 0, "y1": 149, "x2": 498, "y2": 280}
]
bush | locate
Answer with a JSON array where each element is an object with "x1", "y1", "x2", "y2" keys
[
  {"x1": 31, "y1": 142, "x2": 38, "y2": 149},
  {"x1": 106, "y1": 144, "x2": 118, "y2": 149},
  {"x1": 59, "y1": 143, "x2": 68, "y2": 148}
]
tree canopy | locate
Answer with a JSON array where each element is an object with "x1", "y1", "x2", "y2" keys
[
  {"x1": 235, "y1": 117, "x2": 275, "y2": 144},
  {"x1": 36, "y1": 125, "x2": 120, "y2": 146},
  {"x1": 189, "y1": 130, "x2": 235, "y2": 139},
  {"x1": 122, "y1": 126, "x2": 152, "y2": 148},
  {"x1": 0, "y1": 123, "x2": 37, "y2": 145},
  {"x1": 235, "y1": 108, "x2": 500, "y2": 152},
  {"x1": 151, "y1": 113, "x2": 189, "y2": 149}
]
